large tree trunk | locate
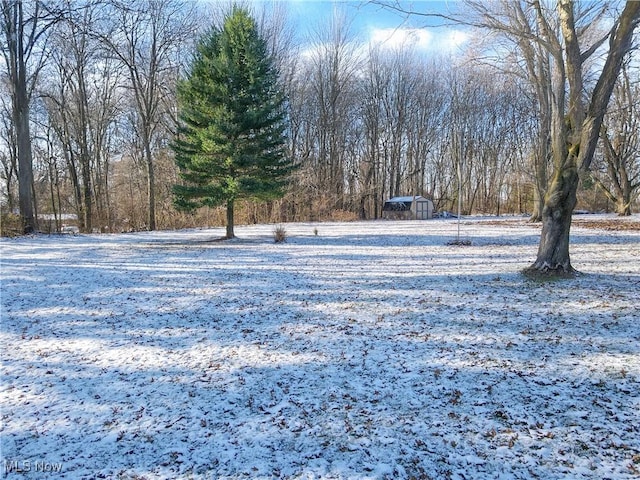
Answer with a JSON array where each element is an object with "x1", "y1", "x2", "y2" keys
[
  {"x1": 530, "y1": 179, "x2": 545, "y2": 222},
  {"x1": 80, "y1": 152, "x2": 92, "y2": 233},
  {"x1": 613, "y1": 149, "x2": 634, "y2": 216},
  {"x1": 226, "y1": 199, "x2": 235, "y2": 239},
  {"x1": 617, "y1": 199, "x2": 632, "y2": 217},
  {"x1": 144, "y1": 137, "x2": 156, "y2": 231},
  {"x1": 526, "y1": 164, "x2": 579, "y2": 275},
  {"x1": 15, "y1": 84, "x2": 36, "y2": 234},
  {"x1": 78, "y1": 75, "x2": 92, "y2": 233}
]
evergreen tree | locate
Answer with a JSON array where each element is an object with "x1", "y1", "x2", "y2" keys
[{"x1": 172, "y1": 6, "x2": 293, "y2": 239}]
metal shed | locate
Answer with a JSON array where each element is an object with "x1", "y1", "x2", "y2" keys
[{"x1": 382, "y1": 196, "x2": 434, "y2": 220}]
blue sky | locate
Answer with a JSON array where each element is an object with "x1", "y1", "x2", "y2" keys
[{"x1": 282, "y1": 1, "x2": 470, "y2": 53}]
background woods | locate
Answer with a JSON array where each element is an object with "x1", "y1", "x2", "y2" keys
[{"x1": 1, "y1": 0, "x2": 639, "y2": 234}]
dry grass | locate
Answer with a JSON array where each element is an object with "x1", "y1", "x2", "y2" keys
[
  {"x1": 483, "y1": 216, "x2": 640, "y2": 232},
  {"x1": 273, "y1": 224, "x2": 287, "y2": 243},
  {"x1": 572, "y1": 218, "x2": 640, "y2": 231}
]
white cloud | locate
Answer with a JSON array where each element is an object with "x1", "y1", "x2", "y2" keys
[
  {"x1": 370, "y1": 27, "x2": 434, "y2": 50},
  {"x1": 369, "y1": 27, "x2": 470, "y2": 53},
  {"x1": 438, "y1": 29, "x2": 471, "y2": 50}
]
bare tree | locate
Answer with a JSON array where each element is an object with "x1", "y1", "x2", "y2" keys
[
  {"x1": 462, "y1": 0, "x2": 640, "y2": 273},
  {"x1": 41, "y1": 51, "x2": 85, "y2": 230},
  {"x1": 359, "y1": 46, "x2": 449, "y2": 218},
  {"x1": 40, "y1": 1, "x2": 123, "y2": 232},
  {"x1": 0, "y1": 90, "x2": 17, "y2": 212},
  {"x1": 293, "y1": 10, "x2": 363, "y2": 216},
  {"x1": 591, "y1": 63, "x2": 640, "y2": 215},
  {"x1": 48, "y1": 2, "x2": 94, "y2": 232},
  {"x1": 97, "y1": 0, "x2": 195, "y2": 231},
  {"x1": 525, "y1": 1, "x2": 639, "y2": 274},
  {"x1": 1, "y1": 0, "x2": 58, "y2": 232},
  {"x1": 359, "y1": 44, "x2": 389, "y2": 218}
]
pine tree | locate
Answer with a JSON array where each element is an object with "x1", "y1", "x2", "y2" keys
[{"x1": 172, "y1": 6, "x2": 293, "y2": 239}]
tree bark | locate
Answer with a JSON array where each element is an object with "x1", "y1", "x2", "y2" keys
[
  {"x1": 144, "y1": 136, "x2": 156, "y2": 231},
  {"x1": 527, "y1": 164, "x2": 579, "y2": 275},
  {"x1": 77, "y1": 64, "x2": 93, "y2": 233},
  {"x1": 15, "y1": 79, "x2": 36, "y2": 233},
  {"x1": 226, "y1": 199, "x2": 235, "y2": 239}
]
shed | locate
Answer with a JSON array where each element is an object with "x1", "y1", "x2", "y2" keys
[{"x1": 382, "y1": 196, "x2": 434, "y2": 220}]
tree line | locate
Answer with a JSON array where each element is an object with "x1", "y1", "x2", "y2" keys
[{"x1": 1, "y1": 0, "x2": 639, "y2": 238}]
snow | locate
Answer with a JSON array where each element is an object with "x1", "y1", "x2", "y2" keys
[{"x1": 1, "y1": 216, "x2": 639, "y2": 479}]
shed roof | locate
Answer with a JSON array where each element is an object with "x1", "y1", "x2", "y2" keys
[{"x1": 386, "y1": 196, "x2": 431, "y2": 203}]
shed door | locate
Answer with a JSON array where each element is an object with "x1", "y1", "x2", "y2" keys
[{"x1": 416, "y1": 201, "x2": 427, "y2": 219}]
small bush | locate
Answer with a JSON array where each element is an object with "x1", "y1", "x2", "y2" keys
[{"x1": 273, "y1": 224, "x2": 287, "y2": 243}]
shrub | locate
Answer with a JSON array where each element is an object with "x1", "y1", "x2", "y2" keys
[{"x1": 273, "y1": 224, "x2": 287, "y2": 243}]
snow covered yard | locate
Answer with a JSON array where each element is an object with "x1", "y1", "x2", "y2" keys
[{"x1": 1, "y1": 217, "x2": 639, "y2": 480}]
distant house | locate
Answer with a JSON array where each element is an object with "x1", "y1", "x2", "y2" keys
[{"x1": 382, "y1": 196, "x2": 434, "y2": 220}]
